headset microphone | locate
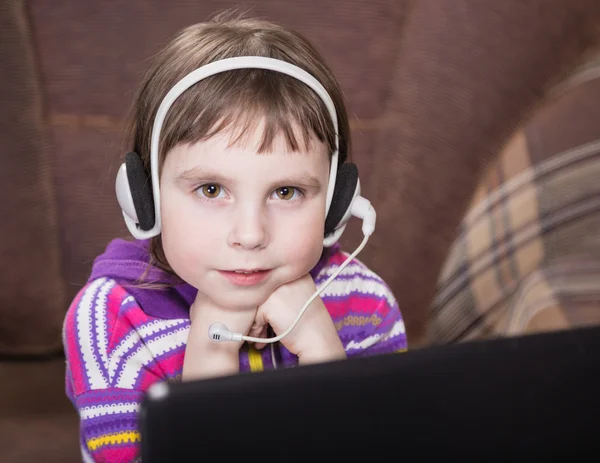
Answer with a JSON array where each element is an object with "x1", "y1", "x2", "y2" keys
[
  {"x1": 208, "y1": 197, "x2": 376, "y2": 344},
  {"x1": 208, "y1": 322, "x2": 243, "y2": 342}
]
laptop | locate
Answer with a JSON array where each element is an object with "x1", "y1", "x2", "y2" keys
[{"x1": 139, "y1": 325, "x2": 600, "y2": 461}]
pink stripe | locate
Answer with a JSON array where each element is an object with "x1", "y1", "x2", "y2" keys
[
  {"x1": 159, "y1": 349, "x2": 186, "y2": 377},
  {"x1": 104, "y1": 285, "x2": 125, "y2": 349},
  {"x1": 64, "y1": 289, "x2": 88, "y2": 395},
  {"x1": 122, "y1": 301, "x2": 154, "y2": 327},
  {"x1": 109, "y1": 299, "x2": 154, "y2": 349},
  {"x1": 329, "y1": 251, "x2": 359, "y2": 266},
  {"x1": 137, "y1": 349, "x2": 185, "y2": 391},
  {"x1": 110, "y1": 321, "x2": 135, "y2": 349},
  {"x1": 136, "y1": 368, "x2": 162, "y2": 392},
  {"x1": 94, "y1": 446, "x2": 139, "y2": 463},
  {"x1": 323, "y1": 295, "x2": 390, "y2": 318}
]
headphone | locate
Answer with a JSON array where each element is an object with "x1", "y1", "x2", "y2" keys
[{"x1": 115, "y1": 56, "x2": 377, "y2": 344}]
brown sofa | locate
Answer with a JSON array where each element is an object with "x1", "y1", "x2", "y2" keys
[{"x1": 3, "y1": 1, "x2": 600, "y2": 461}]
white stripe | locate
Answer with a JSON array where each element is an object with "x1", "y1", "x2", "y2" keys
[
  {"x1": 319, "y1": 277, "x2": 397, "y2": 307},
  {"x1": 81, "y1": 445, "x2": 95, "y2": 463},
  {"x1": 108, "y1": 318, "x2": 188, "y2": 383},
  {"x1": 345, "y1": 319, "x2": 406, "y2": 351},
  {"x1": 116, "y1": 326, "x2": 190, "y2": 389},
  {"x1": 95, "y1": 280, "x2": 115, "y2": 371},
  {"x1": 80, "y1": 402, "x2": 139, "y2": 420},
  {"x1": 316, "y1": 262, "x2": 378, "y2": 280},
  {"x1": 77, "y1": 278, "x2": 109, "y2": 389}
]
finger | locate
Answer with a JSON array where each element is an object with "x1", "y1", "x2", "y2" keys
[
  {"x1": 248, "y1": 320, "x2": 265, "y2": 341},
  {"x1": 254, "y1": 325, "x2": 269, "y2": 350}
]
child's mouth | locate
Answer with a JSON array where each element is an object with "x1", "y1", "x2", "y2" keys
[{"x1": 218, "y1": 269, "x2": 272, "y2": 286}]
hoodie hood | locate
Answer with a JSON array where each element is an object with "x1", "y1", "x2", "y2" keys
[{"x1": 88, "y1": 238, "x2": 196, "y2": 319}]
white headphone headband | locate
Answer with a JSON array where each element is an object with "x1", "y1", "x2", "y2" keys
[{"x1": 137, "y1": 56, "x2": 340, "y2": 239}]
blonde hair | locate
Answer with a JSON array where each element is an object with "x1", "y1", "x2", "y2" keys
[{"x1": 126, "y1": 11, "x2": 350, "y2": 277}]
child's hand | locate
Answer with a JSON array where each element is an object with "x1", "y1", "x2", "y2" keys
[
  {"x1": 250, "y1": 274, "x2": 346, "y2": 365},
  {"x1": 183, "y1": 291, "x2": 257, "y2": 380},
  {"x1": 189, "y1": 290, "x2": 257, "y2": 339}
]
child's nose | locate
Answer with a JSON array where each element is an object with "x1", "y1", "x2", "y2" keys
[{"x1": 227, "y1": 205, "x2": 270, "y2": 250}]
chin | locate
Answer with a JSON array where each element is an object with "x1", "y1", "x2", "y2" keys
[{"x1": 208, "y1": 289, "x2": 268, "y2": 311}]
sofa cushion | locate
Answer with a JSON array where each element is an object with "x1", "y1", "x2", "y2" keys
[
  {"x1": 0, "y1": 0, "x2": 65, "y2": 355},
  {"x1": 430, "y1": 76, "x2": 600, "y2": 343}
]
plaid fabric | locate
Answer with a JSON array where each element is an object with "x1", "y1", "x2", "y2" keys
[{"x1": 429, "y1": 128, "x2": 600, "y2": 343}]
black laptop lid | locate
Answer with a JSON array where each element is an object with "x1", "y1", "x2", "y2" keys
[{"x1": 140, "y1": 325, "x2": 600, "y2": 461}]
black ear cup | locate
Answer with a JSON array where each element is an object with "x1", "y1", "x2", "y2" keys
[
  {"x1": 125, "y1": 152, "x2": 155, "y2": 231},
  {"x1": 324, "y1": 162, "x2": 359, "y2": 237}
]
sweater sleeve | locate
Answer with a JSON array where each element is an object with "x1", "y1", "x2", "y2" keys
[
  {"x1": 344, "y1": 288, "x2": 407, "y2": 356},
  {"x1": 62, "y1": 277, "x2": 189, "y2": 462},
  {"x1": 317, "y1": 253, "x2": 408, "y2": 356}
]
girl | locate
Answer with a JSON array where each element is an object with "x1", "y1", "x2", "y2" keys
[{"x1": 63, "y1": 13, "x2": 407, "y2": 462}]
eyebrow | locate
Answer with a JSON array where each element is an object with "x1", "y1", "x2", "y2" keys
[
  {"x1": 176, "y1": 166, "x2": 324, "y2": 189},
  {"x1": 273, "y1": 174, "x2": 323, "y2": 189},
  {"x1": 177, "y1": 166, "x2": 230, "y2": 184}
]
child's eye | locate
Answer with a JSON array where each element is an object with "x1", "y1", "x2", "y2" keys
[
  {"x1": 272, "y1": 187, "x2": 302, "y2": 200},
  {"x1": 196, "y1": 184, "x2": 224, "y2": 199}
]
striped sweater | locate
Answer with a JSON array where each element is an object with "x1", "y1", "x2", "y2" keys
[{"x1": 63, "y1": 238, "x2": 407, "y2": 462}]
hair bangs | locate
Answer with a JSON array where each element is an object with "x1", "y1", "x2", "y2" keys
[{"x1": 159, "y1": 69, "x2": 336, "y2": 161}]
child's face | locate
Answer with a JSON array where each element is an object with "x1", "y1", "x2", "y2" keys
[{"x1": 159, "y1": 122, "x2": 330, "y2": 310}]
